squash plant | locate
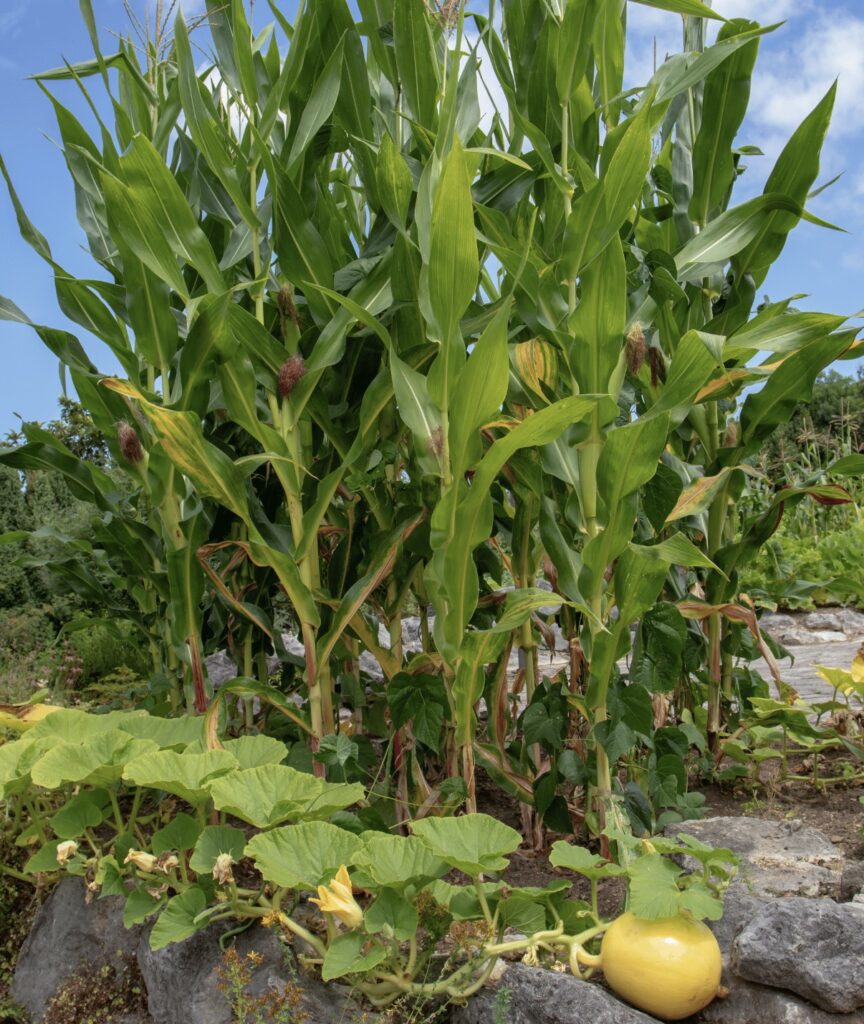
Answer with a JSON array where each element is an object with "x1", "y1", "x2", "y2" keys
[
  {"x1": 0, "y1": 708, "x2": 736, "y2": 1018},
  {"x1": 0, "y1": 0, "x2": 857, "y2": 837}
]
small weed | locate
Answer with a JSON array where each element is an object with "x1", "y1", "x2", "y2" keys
[
  {"x1": 494, "y1": 984, "x2": 512, "y2": 1024},
  {"x1": 216, "y1": 947, "x2": 308, "y2": 1024}
]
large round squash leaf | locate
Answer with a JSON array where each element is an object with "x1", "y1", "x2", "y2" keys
[
  {"x1": 245, "y1": 821, "x2": 364, "y2": 889},
  {"x1": 122, "y1": 749, "x2": 238, "y2": 805},
  {"x1": 208, "y1": 764, "x2": 363, "y2": 828},
  {"x1": 409, "y1": 813, "x2": 522, "y2": 876}
]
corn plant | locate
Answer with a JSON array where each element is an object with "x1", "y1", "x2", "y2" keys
[{"x1": 0, "y1": 0, "x2": 857, "y2": 836}]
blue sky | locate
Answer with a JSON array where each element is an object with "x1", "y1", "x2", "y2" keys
[{"x1": 0, "y1": 0, "x2": 862, "y2": 431}]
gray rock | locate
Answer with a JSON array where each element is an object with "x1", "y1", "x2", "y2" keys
[
  {"x1": 449, "y1": 963, "x2": 662, "y2": 1024},
  {"x1": 670, "y1": 817, "x2": 844, "y2": 898},
  {"x1": 841, "y1": 861, "x2": 864, "y2": 901},
  {"x1": 730, "y1": 897, "x2": 864, "y2": 1013},
  {"x1": 838, "y1": 608, "x2": 864, "y2": 634},
  {"x1": 204, "y1": 651, "x2": 238, "y2": 686},
  {"x1": 699, "y1": 892, "x2": 864, "y2": 1023},
  {"x1": 706, "y1": 891, "x2": 766, "y2": 960},
  {"x1": 11, "y1": 877, "x2": 144, "y2": 1022},
  {"x1": 138, "y1": 920, "x2": 365, "y2": 1024},
  {"x1": 801, "y1": 612, "x2": 846, "y2": 633},
  {"x1": 701, "y1": 978, "x2": 864, "y2": 1024}
]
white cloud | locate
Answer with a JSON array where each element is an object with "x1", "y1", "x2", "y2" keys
[
  {"x1": 180, "y1": 0, "x2": 207, "y2": 15},
  {"x1": 748, "y1": 16, "x2": 864, "y2": 140},
  {"x1": 713, "y1": 0, "x2": 801, "y2": 21}
]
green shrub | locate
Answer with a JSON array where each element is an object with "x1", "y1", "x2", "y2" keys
[
  {"x1": 67, "y1": 620, "x2": 150, "y2": 684},
  {"x1": 740, "y1": 517, "x2": 864, "y2": 609},
  {"x1": 0, "y1": 608, "x2": 55, "y2": 662}
]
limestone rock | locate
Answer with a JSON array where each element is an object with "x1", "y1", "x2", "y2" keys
[
  {"x1": 138, "y1": 920, "x2": 365, "y2": 1024},
  {"x1": 204, "y1": 651, "x2": 238, "y2": 686},
  {"x1": 841, "y1": 860, "x2": 864, "y2": 901},
  {"x1": 701, "y1": 978, "x2": 864, "y2": 1024},
  {"x1": 449, "y1": 963, "x2": 662, "y2": 1024},
  {"x1": 670, "y1": 817, "x2": 844, "y2": 897},
  {"x1": 730, "y1": 897, "x2": 864, "y2": 1013},
  {"x1": 11, "y1": 878, "x2": 144, "y2": 1022}
]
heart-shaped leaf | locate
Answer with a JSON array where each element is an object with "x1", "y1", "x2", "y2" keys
[
  {"x1": 245, "y1": 821, "x2": 364, "y2": 889},
  {"x1": 549, "y1": 842, "x2": 627, "y2": 880},
  {"x1": 208, "y1": 765, "x2": 364, "y2": 828},
  {"x1": 31, "y1": 731, "x2": 160, "y2": 790},
  {"x1": 189, "y1": 825, "x2": 246, "y2": 876},
  {"x1": 187, "y1": 734, "x2": 288, "y2": 768},
  {"x1": 123, "y1": 749, "x2": 238, "y2": 805},
  {"x1": 151, "y1": 813, "x2": 202, "y2": 855},
  {"x1": 148, "y1": 887, "x2": 209, "y2": 949},
  {"x1": 321, "y1": 932, "x2": 387, "y2": 981},
  {"x1": 409, "y1": 814, "x2": 521, "y2": 876},
  {"x1": 350, "y1": 834, "x2": 448, "y2": 891}
]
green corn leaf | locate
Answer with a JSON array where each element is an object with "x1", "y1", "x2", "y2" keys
[
  {"x1": 287, "y1": 39, "x2": 344, "y2": 167},
  {"x1": 564, "y1": 103, "x2": 653, "y2": 277},
  {"x1": 422, "y1": 137, "x2": 478, "y2": 344},
  {"x1": 101, "y1": 378, "x2": 251, "y2": 522},
  {"x1": 452, "y1": 630, "x2": 509, "y2": 748},
  {"x1": 630, "y1": 534, "x2": 722, "y2": 573},
  {"x1": 631, "y1": 0, "x2": 724, "y2": 18},
  {"x1": 431, "y1": 396, "x2": 617, "y2": 659},
  {"x1": 173, "y1": 12, "x2": 258, "y2": 228},
  {"x1": 737, "y1": 329, "x2": 857, "y2": 457},
  {"x1": 116, "y1": 136, "x2": 225, "y2": 294},
  {"x1": 394, "y1": 0, "x2": 439, "y2": 126},
  {"x1": 689, "y1": 20, "x2": 760, "y2": 226},
  {"x1": 734, "y1": 83, "x2": 837, "y2": 285},
  {"x1": 101, "y1": 172, "x2": 189, "y2": 299},
  {"x1": 557, "y1": 0, "x2": 598, "y2": 104},
  {"x1": 377, "y1": 132, "x2": 414, "y2": 231},
  {"x1": 594, "y1": 0, "x2": 625, "y2": 126},
  {"x1": 231, "y1": 0, "x2": 258, "y2": 109},
  {"x1": 675, "y1": 193, "x2": 804, "y2": 281},
  {"x1": 317, "y1": 511, "x2": 427, "y2": 668},
  {"x1": 570, "y1": 236, "x2": 627, "y2": 395}
]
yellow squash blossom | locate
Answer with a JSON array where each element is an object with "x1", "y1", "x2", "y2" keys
[
  {"x1": 56, "y1": 840, "x2": 79, "y2": 866},
  {"x1": 309, "y1": 865, "x2": 363, "y2": 930},
  {"x1": 125, "y1": 849, "x2": 158, "y2": 873}
]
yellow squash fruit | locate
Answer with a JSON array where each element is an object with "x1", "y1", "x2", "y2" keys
[{"x1": 600, "y1": 911, "x2": 722, "y2": 1021}]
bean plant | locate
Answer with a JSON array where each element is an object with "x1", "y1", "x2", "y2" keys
[{"x1": 0, "y1": 0, "x2": 858, "y2": 839}]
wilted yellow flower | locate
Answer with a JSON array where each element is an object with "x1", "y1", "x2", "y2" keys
[
  {"x1": 155, "y1": 852, "x2": 179, "y2": 874},
  {"x1": 56, "y1": 840, "x2": 79, "y2": 866},
  {"x1": 309, "y1": 865, "x2": 363, "y2": 930},
  {"x1": 213, "y1": 853, "x2": 235, "y2": 885},
  {"x1": 125, "y1": 849, "x2": 158, "y2": 873}
]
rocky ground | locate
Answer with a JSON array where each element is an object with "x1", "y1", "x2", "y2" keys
[{"x1": 9, "y1": 815, "x2": 864, "y2": 1024}]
